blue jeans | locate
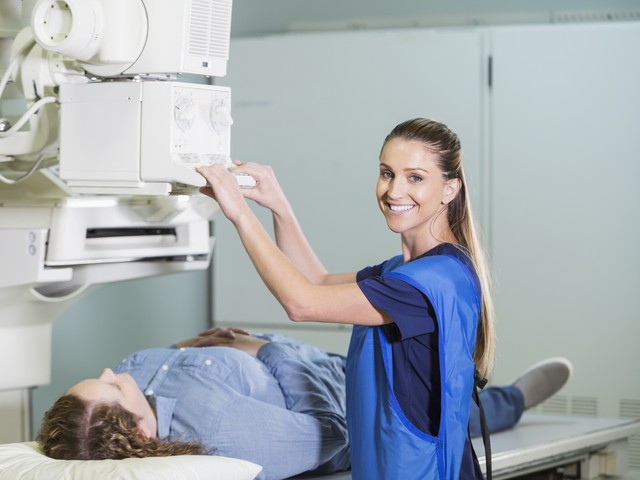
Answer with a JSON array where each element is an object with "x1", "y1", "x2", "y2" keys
[{"x1": 470, "y1": 385, "x2": 525, "y2": 438}]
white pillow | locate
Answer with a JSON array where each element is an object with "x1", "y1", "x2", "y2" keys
[{"x1": 0, "y1": 442, "x2": 262, "y2": 480}]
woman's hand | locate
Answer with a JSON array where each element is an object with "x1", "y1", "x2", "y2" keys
[
  {"x1": 229, "y1": 161, "x2": 290, "y2": 215},
  {"x1": 196, "y1": 164, "x2": 251, "y2": 223}
]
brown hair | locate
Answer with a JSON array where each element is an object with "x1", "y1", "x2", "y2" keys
[
  {"x1": 37, "y1": 394, "x2": 209, "y2": 460},
  {"x1": 382, "y1": 118, "x2": 496, "y2": 379}
]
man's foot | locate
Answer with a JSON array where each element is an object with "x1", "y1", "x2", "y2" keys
[{"x1": 513, "y1": 357, "x2": 573, "y2": 409}]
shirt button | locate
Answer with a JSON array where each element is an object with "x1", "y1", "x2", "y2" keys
[
  {"x1": 204, "y1": 359, "x2": 212, "y2": 366},
  {"x1": 162, "y1": 364, "x2": 169, "y2": 371},
  {"x1": 145, "y1": 389, "x2": 154, "y2": 396}
]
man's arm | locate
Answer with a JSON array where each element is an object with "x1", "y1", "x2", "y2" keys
[
  {"x1": 175, "y1": 327, "x2": 261, "y2": 352},
  {"x1": 194, "y1": 331, "x2": 349, "y2": 477},
  {"x1": 255, "y1": 341, "x2": 349, "y2": 474},
  {"x1": 214, "y1": 383, "x2": 348, "y2": 479}
]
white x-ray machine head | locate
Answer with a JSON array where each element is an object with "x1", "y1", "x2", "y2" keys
[{"x1": 0, "y1": 0, "x2": 233, "y2": 441}]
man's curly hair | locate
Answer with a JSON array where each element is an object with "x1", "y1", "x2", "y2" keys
[{"x1": 37, "y1": 395, "x2": 208, "y2": 460}]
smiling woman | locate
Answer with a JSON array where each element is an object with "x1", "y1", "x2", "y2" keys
[
  {"x1": 376, "y1": 137, "x2": 460, "y2": 254},
  {"x1": 195, "y1": 117, "x2": 496, "y2": 479}
]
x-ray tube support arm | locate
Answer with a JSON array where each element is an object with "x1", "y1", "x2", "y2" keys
[{"x1": 0, "y1": 0, "x2": 234, "y2": 442}]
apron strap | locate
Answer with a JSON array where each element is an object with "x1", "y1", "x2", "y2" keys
[{"x1": 472, "y1": 370, "x2": 492, "y2": 480}]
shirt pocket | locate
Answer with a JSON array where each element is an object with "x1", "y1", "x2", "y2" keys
[{"x1": 174, "y1": 350, "x2": 235, "y2": 380}]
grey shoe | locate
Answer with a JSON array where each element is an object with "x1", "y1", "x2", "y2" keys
[{"x1": 513, "y1": 357, "x2": 574, "y2": 410}]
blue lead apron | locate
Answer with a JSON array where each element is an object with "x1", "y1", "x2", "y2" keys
[{"x1": 346, "y1": 254, "x2": 480, "y2": 479}]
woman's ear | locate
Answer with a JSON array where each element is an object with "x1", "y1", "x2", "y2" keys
[{"x1": 442, "y1": 178, "x2": 461, "y2": 205}]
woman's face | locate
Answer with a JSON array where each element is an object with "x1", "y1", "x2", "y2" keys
[
  {"x1": 377, "y1": 138, "x2": 457, "y2": 246},
  {"x1": 67, "y1": 368, "x2": 157, "y2": 438}
]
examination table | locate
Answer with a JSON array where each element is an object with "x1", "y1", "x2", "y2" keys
[
  {"x1": 301, "y1": 414, "x2": 640, "y2": 480},
  {"x1": 0, "y1": 414, "x2": 638, "y2": 479}
]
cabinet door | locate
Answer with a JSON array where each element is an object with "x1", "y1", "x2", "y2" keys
[
  {"x1": 213, "y1": 28, "x2": 486, "y2": 333},
  {"x1": 489, "y1": 22, "x2": 640, "y2": 415}
]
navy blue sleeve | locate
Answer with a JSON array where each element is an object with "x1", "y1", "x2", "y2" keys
[{"x1": 357, "y1": 265, "x2": 435, "y2": 338}]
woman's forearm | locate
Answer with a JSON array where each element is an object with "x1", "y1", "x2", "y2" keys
[
  {"x1": 228, "y1": 162, "x2": 335, "y2": 285},
  {"x1": 271, "y1": 203, "x2": 329, "y2": 284},
  {"x1": 231, "y1": 209, "x2": 380, "y2": 325},
  {"x1": 232, "y1": 208, "x2": 314, "y2": 319},
  {"x1": 196, "y1": 164, "x2": 376, "y2": 324},
  {"x1": 270, "y1": 199, "x2": 356, "y2": 286}
]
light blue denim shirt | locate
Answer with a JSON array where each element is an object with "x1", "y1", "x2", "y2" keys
[{"x1": 113, "y1": 334, "x2": 349, "y2": 480}]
